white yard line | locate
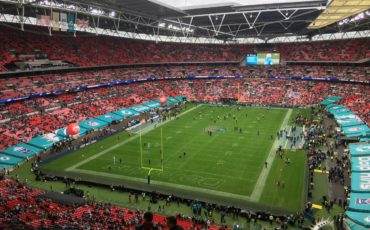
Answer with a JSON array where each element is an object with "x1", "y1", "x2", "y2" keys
[
  {"x1": 249, "y1": 109, "x2": 292, "y2": 202},
  {"x1": 70, "y1": 168, "x2": 254, "y2": 201},
  {"x1": 65, "y1": 104, "x2": 201, "y2": 171}
]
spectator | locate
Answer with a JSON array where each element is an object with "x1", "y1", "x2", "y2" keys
[
  {"x1": 167, "y1": 216, "x2": 184, "y2": 230},
  {"x1": 135, "y1": 211, "x2": 158, "y2": 230}
]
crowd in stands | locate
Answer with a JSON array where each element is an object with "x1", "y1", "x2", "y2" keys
[
  {"x1": 0, "y1": 175, "x2": 315, "y2": 229},
  {"x1": 0, "y1": 178, "x2": 233, "y2": 229},
  {"x1": 0, "y1": 105, "x2": 351, "y2": 229},
  {"x1": 0, "y1": 67, "x2": 369, "y2": 152},
  {"x1": 0, "y1": 25, "x2": 369, "y2": 69},
  {"x1": 0, "y1": 65, "x2": 369, "y2": 101}
]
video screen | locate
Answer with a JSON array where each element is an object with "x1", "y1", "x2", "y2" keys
[{"x1": 245, "y1": 53, "x2": 280, "y2": 65}]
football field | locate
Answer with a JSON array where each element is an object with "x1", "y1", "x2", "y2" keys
[{"x1": 41, "y1": 104, "x2": 306, "y2": 212}]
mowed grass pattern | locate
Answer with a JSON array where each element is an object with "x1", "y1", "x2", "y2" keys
[{"x1": 45, "y1": 105, "x2": 288, "y2": 197}]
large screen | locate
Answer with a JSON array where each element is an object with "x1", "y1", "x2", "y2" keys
[{"x1": 245, "y1": 53, "x2": 280, "y2": 65}]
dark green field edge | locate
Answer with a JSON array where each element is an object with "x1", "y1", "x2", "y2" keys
[{"x1": 40, "y1": 167, "x2": 301, "y2": 215}]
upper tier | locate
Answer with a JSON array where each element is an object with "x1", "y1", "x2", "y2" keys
[{"x1": 0, "y1": 26, "x2": 369, "y2": 69}]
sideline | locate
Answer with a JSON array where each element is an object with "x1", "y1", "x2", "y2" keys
[
  {"x1": 65, "y1": 104, "x2": 201, "y2": 171},
  {"x1": 249, "y1": 109, "x2": 292, "y2": 202}
]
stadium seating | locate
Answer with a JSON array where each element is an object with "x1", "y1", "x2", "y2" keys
[
  {"x1": 0, "y1": 70, "x2": 369, "y2": 152},
  {"x1": 0, "y1": 65, "x2": 369, "y2": 102},
  {"x1": 1, "y1": 25, "x2": 369, "y2": 230},
  {"x1": 0, "y1": 25, "x2": 369, "y2": 69},
  {"x1": 0, "y1": 178, "x2": 226, "y2": 229}
]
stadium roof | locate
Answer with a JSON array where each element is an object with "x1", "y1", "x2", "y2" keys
[
  {"x1": 0, "y1": 0, "x2": 369, "y2": 43},
  {"x1": 155, "y1": 0, "x2": 319, "y2": 10},
  {"x1": 308, "y1": 0, "x2": 370, "y2": 29}
]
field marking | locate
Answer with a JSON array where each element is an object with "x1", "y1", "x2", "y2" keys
[
  {"x1": 65, "y1": 104, "x2": 201, "y2": 172},
  {"x1": 93, "y1": 155, "x2": 254, "y2": 182},
  {"x1": 249, "y1": 108, "x2": 292, "y2": 202},
  {"x1": 69, "y1": 168, "x2": 253, "y2": 201},
  {"x1": 65, "y1": 105, "x2": 290, "y2": 202},
  {"x1": 284, "y1": 126, "x2": 292, "y2": 149}
]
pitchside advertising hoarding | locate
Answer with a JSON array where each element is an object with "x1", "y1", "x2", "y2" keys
[
  {"x1": 245, "y1": 53, "x2": 280, "y2": 65},
  {"x1": 350, "y1": 143, "x2": 370, "y2": 157},
  {"x1": 352, "y1": 156, "x2": 370, "y2": 172},
  {"x1": 352, "y1": 172, "x2": 370, "y2": 193},
  {"x1": 346, "y1": 211, "x2": 370, "y2": 228}
]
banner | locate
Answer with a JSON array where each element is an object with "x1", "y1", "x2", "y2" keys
[
  {"x1": 351, "y1": 172, "x2": 370, "y2": 193},
  {"x1": 343, "y1": 125, "x2": 370, "y2": 137},
  {"x1": 113, "y1": 108, "x2": 139, "y2": 118},
  {"x1": 76, "y1": 18, "x2": 89, "y2": 29},
  {"x1": 326, "y1": 103, "x2": 339, "y2": 109},
  {"x1": 334, "y1": 112, "x2": 356, "y2": 120},
  {"x1": 337, "y1": 117, "x2": 364, "y2": 127},
  {"x1": 96, "y1": 113, "x2": 124, "y2": 123},
  {"x1": 28, "y1": 133, "x2": 65, "y2": 149},
  {"x1": 321, "y1": 96, "x2": 341, "y2": 105},
  {"x1": 129, "y1": 104, "x2": 151, "y2": 113},
  {"x1": 331, "y1": 108, "x2": 351, "y2": 115},
  {"x1": 36, "y1": 15, "x2": 50, "y2": 26},
  {"x1": 346, "y1": 211, "x2": 370, "y2": 228},
  {"x1": 360, "y1": 136, "x2": 370, "y2": 142},
  {"x1": 60, "y1": 12, "x2": 67, "y2": 31},
  {"x1": 350, "y1": 143, "x2": 370, "y2": 157},
  {"x1": 352, "y1": 156, "x2": 370, "y2": 172},
  {"x1": 143, "y1": 100, "x2": 161, "y2": 109},
  {"x1": 0, "y1": 163, "x2": 13, "y2": 169},
  {"x1": 349, "y1": 192, "x2": 370, "y2": 212},
  {"x1": 79, "y1": 118, "x2": 108, "y2": 130},
  {"x1": 175, "y1": 95, "x2": 186, "y2": 101},
  {"x1": 2, "y1": 143, "x2": 42, "y2": 159},
  {"x1": 52, "y1": 12, "x2": 60, "y2": 31},
  {"x1": 0, "y1": 153, "x2": 23, "y2": 166},
  {"x1": 67, "y1": 13, "x2": 75, "y2": 32},
  {"x1": 327, "y1": 104, "x2": 346, "y2": 112},
  {"x1": 167, "y1": 97, "x2": 179, "y2": 104}
]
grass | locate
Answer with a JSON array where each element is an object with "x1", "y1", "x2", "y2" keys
[
  {"x1": 288, "y1": 107, "x2": 312, "y2": 125},
  {"x1": 260, "y1": 150, "x2": 307, "y2": 212},
  {"x1": 41, "y1": 104, "x2": 306, "y2": 212},
  {"x1": 311, "y1": 172, "x2": 329, "y2": 204}
]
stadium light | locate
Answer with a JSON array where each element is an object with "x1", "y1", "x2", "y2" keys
[
  {"x1": 90, "y1": 8, "x2": 103, "y2": 15},
  {"x1": 67, "y1": 5, "x2": 76, "y2": 10},
  {"x1": 109, "y1": 11, "x2": 116, "y2": 17},
  {"x1": 338, "y1": 10, "x2": 369, "y2": 26}
]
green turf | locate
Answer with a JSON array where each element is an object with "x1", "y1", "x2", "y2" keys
[
  {"x1": 288, "y1": 107, "x2": 311, "y2": 125},
  {"x1": 42, "y1": 104, "x2": 305, "y2": 212},
  {"x1": 311, "y1": 172, "x2": 329, "y2": 204},
  {"x1": 259, "y1": 150, "x2": 307, "y2": 212}
]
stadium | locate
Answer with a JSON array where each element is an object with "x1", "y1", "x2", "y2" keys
[{"x1": 0, "y1": 0, "x2": 369, "y2": 229}]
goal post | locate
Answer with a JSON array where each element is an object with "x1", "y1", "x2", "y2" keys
[{"x1": 139, "y1": 126, "x2": 164, "y2": 175}]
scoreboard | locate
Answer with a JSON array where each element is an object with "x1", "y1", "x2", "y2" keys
[{"x1": 245, "y1": 53, "x2": 280, "y2": 65}]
